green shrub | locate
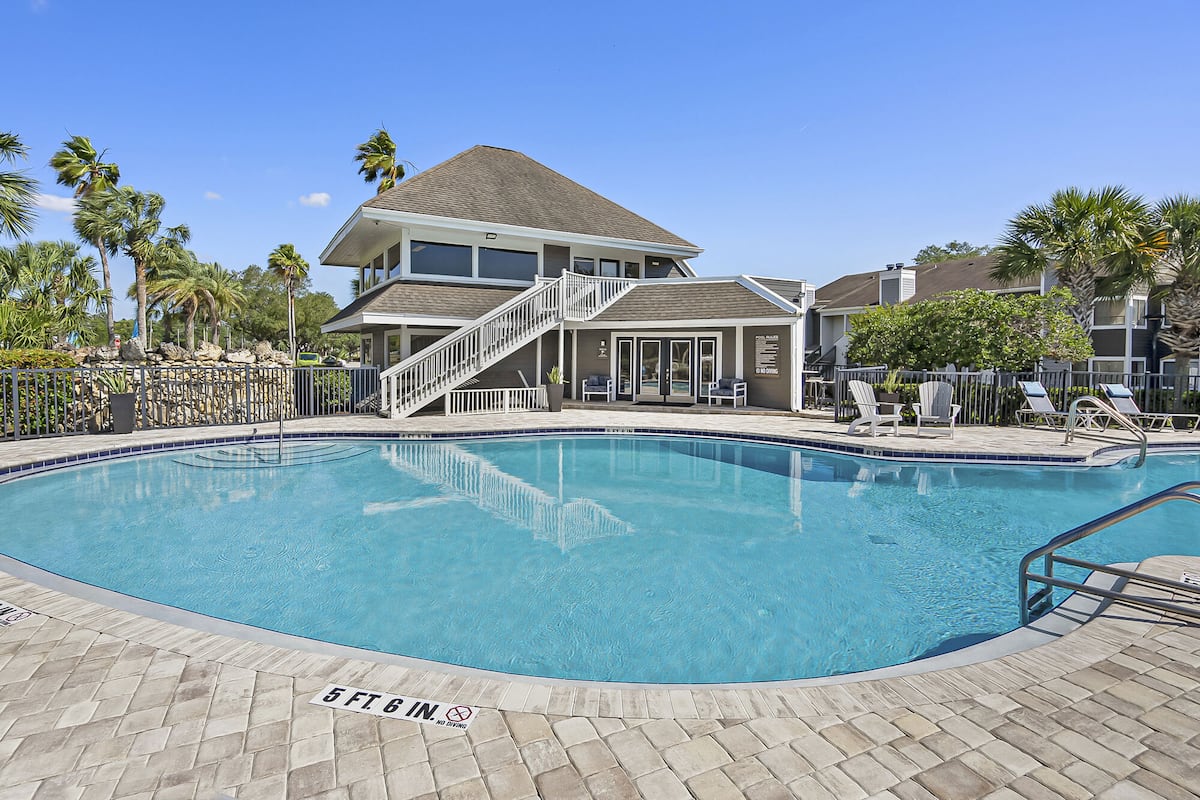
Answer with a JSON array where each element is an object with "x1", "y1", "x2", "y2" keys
[
  {"x1": 0, "y1": 349, "x2": 77, "y2": 369},
  {"x1": 314, "y1": 370, "x2": 352, "y2": 410}
]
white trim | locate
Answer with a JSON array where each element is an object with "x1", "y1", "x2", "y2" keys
[
  {"x1": 790, "y1": 317, "x2": 803, "y2": 412},
  {"x1": 321, "y1": 312, "x2": 473, "y2": 334},
  {"x1": 319, "y1": 207, "x2": 365, "y2": 263},
  {"x1": 572, "y1": 317, "x2": 800, "y2": 329},
  {"x1": 739, "y1": 276, "x2": 805, "y2": 314},
  {"x1": 359, "y1": 207, "x2": 703, "y2": 258}
]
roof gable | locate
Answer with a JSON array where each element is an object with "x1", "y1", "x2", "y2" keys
[{"x1": 363, "y1": 145, "x2": 697, "y2": 249}]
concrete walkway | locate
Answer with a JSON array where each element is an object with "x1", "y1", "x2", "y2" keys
[{"x1": 1, "y1": 413, "x2": 1198, "y2": 799}]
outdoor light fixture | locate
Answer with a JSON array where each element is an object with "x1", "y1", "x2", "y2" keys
[{"x1": 485, "y1": 232, "x2": 497, "y2": 240}]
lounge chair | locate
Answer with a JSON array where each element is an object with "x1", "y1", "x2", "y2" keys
[
  {"x1": 1015, "y1": 381, "x2": 1069, "y2": 429},
  {"x1": 580, "y1": 374, "x2": 613, "y2": 402},
  {"x1": 847, "y1": 379, "x2": 903, "y2": 436},
  {"x1": 913, "y1": 381, "x2": 961, "y2": 438},
  {"x1": 706, "y1": 377, "x2": 747, "y2": 407},
  {"x1": 1100, "y1": 384, "x2": 1199, "y2": 432}
]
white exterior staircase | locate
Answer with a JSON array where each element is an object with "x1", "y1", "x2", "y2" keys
[{"x1": 378, "y1": 272, "x2": 635, "y2": 418}]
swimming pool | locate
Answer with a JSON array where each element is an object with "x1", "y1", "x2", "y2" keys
[{"x1": 1, "y1": 435, "x2": 1197, "y2": 683}]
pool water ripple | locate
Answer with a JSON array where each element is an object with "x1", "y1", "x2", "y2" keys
[{"x1": 0, "y1": 435, "x2": 1198, "y2": 683}]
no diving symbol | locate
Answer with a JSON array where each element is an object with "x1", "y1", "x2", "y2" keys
[{"x1": 446, "y1": 706, "x2": 474, "y2": 723}]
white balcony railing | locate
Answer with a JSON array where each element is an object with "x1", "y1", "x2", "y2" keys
[{"x1": 445, "y1": 386, "x2": 547, "y2": 416}]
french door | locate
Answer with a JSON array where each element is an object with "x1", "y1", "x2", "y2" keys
[{"x1": 616, "y1": 336, "x2": 717, "y2": 403}]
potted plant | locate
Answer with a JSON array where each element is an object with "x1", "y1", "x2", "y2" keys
[
  {"x1": 878, "y1": 368, "x2": 904, "y2": 406},
  {"x1": 96, "y1": 368, "x2": 136, "y2": 434},
  {"x1": 544, "y1": 365, "x2": 565, "y2": 412}
]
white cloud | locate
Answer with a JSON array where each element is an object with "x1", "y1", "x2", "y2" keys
[
  {"x1": 35, "y1": 194, "x2": 77, "y2": 213},
  {"x1": 299, "y1": 192, "x2": 331, "y2": 208},
  {"x1": 204, "y1": 191, "x2": 222, "y2": 201}
]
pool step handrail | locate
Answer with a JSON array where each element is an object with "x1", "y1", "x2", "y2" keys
[
  {"x1": 1064, "y1": 395, "x2": 1147, "y2": 467},
  {"x1": 1018, "y1": 481, "x2": 1200, "y2": 625},
  {"x1": 377, "y1": 273, "x2": 635, "y2": 419}
]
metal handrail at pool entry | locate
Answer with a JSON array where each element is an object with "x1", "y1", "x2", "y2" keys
[
  {"x1": 1064, "y1": 394, "x2": 1147, "y2": 467},
  {"x1": 1020, "y1": 481, "x2": 1200, "y2": 624}
]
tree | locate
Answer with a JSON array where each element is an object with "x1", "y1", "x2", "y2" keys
[
  {"x1": 912, "y1": 241, "x2": 991, "y2": 265},
  {"x1": 846, "y1": 288, "x2": 1093, "y2": 371},
  {"x1": 50, "y1": 135, "x2": 121, "y2": 341},
  {"x1": 73, "y1": 192, "x2": 126, "y2": 343},
  {"x1": 198, "y1": 262, "x2": 244, "y2": 345},
  {"x1": 267, "y1": 244, "x2": 309, "y2": 358},
  {"x1": 106, "y1": 187, "x2": 191, "y2": 348},
  {"x1": 0, "y1": 132, "x2": 37, "y2": 240},
  {"x1": 0, "y1": 240, "x2": 102, "y2": 347},
  {"x1": 991, "y1": 187, "x2": 1153, "y2": 335},
  {"x1": 147, "y1": 253, "x2": 209, "y2": 350},
  {"x1": 354, "y1": 128, "x2": 410, "y2": 193}
]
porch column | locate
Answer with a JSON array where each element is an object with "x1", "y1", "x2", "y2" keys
[
  {"x1": 791, "y1": 317, "x2": 804, "y2": 412},
  {"x1": 735, "y1": 326, "x2": 744, "y2": 378},
  {"x1": 558, "y1": 322, "x2": 565, "y2": 385},
  {"x1": 536, "y1": 333, "x2": 543, "y2": 387}
]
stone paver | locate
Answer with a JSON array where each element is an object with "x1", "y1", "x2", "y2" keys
[{"x1": 1, "y1": 413, "x2": 1199, "y2": 797}]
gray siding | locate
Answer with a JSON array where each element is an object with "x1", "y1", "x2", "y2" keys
[
  {"x1": 544, "y1": 244, "x2": 569, "y2": 278},
  {"x1": 742, "y1": 325, "x2": 793, "y2": 410}
]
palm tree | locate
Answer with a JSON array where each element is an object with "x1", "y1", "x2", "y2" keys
[
  {"x1": 107, "y1": 187, "x2": 190, "y2": 348},
  {"x1": 1107, "y1": 195, "x2": 1200, "y2": 407},
  {"x1": 0, "y1": 240, "x2": 102, "y2": 347},
  {"x1": 268, "y1": 244, "x2": 309, "y2": 358},
  {"x1": 991, "y1": 187, "x2": 1153, "y2": 336},
  {"x1": 50, "y1": 135, "x2": 121, "y2": 341},
  {"x1": 147, "y1": 254, "x2": 207, "y2": 351},
  {"x1": 354, "y1": 128, "x2": 411, "y2": 193},
  {"x1": 0, "y1": 132, "x2": 37, "y2": 240},
  {"x1": 198, "y1": 261, "x2": 245, "y2": 345}
]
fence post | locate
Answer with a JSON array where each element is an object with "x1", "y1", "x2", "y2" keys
[
  {"x1": 10, "y1": 367, "x2": 19, "y2": 441},
  {"x1": 138, "y1": 365, "x2": 148, "y2": 431},
  {"x1": 244, "y1": 364, "x2": 252, "y2": 422}
]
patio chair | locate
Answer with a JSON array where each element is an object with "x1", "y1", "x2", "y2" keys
[
  {"x1": 1015, "y1": 381, "x2": 1069, "y2": 429},
  {"x1": 913, "y1": 381, "x2": 961, "y2": 438},
  {"x1": 706, "y1": 377, "x2": 747, "y2": 407},
  {"x1": 847, "y1": 379, "x2": 903, "y2": 437},
  {"x1": 580, "y1": 374, "x2": 613, "y2": 403},
  {"x1": 1100, "y1": 384, "x2": 1199, "y2": 432}
]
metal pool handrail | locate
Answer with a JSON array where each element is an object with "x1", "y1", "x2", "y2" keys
[
  {"x1": 1064, "y1": 395, "x2": 1147, "y2": 467},
  {"x1": 1018, "y1": 481, "x2": 1200, "y2": 624}
]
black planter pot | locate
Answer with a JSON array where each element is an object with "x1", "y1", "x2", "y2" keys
[
  {"x1": 110, "y1": 393, "x2": 136, "y2": 434},
  {"x1": 545, "y1": 383, "x2": 565, "y2": 412},
  {"x1": 877, "y1": 392, "x2": 902, "y2": 406}
]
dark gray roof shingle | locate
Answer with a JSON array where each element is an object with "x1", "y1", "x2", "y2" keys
[
  {"x1": 594, "y1": 282, "x2": 795, "y2": 322},
  {"x1": 815, "y1": 254, "x2": 1039, "y2": 309},
  {"x1": 363, "y1": 146, "x2": 697, "y2": 249},
  {"x1": 325, "y1": 281, "x2": 522, "y2": 325}
]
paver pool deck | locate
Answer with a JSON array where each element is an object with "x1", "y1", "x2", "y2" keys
[{"x1": 1, "y1": 411, "x2": 1198, "y2": 799}]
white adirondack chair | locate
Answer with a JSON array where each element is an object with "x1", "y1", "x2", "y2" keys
[
  {"x1": 847, "y1": 380, "x2": 903, "y2": 437},
  {"x1": 913, "y1": 381, "x2": 961, "y2": 438}
]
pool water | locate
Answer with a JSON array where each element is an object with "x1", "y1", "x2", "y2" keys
[{"x1": 0, "y1": 436, "x2": 1197, "y2": 683}]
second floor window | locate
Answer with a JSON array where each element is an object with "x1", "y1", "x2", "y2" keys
[
  {"x1": 411, "y1": 241, "x2": 471, "y2": 277},
  {"x1": 479, "y1": 247, "x2": 538, "y2": 281},
  {"x1": 1093, "y1": 298, "x2": 1146, "y2": 327}
]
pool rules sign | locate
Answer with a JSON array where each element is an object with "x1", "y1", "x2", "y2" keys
[{"x1": 310, "y1": 684, "x2": 479, "y2": 730}]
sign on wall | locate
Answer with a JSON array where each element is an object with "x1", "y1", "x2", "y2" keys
[{"x1": 754, "y1": 334, "x2": 780, "y2": 377}]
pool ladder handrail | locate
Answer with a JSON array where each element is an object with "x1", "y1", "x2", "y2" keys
[
  {"x1": 1018, "y1": 481, "x2": 1200, "y2": 624},
  {"x1": 1064, "y1": 395, "x2": 1147, "y2": 467}
]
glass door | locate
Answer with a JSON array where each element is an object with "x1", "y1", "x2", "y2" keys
[
  {"x1": 669, "y1": 339, "x2": 693, "y2": 401},
  {"x1": 637, "y1": 340, "x2": 662, "y2": 402},
  {"x1": 616, "y1": 339, "x2": 634, "y2": 399}
]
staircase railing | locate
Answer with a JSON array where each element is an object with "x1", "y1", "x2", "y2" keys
[
  {"x1": 1064, "y1": 395, "x2": 1148, "y2": 467},
  {"x1": 378, "y1": 273, "x2": 634, "y2": 418},
  {"x1": 1019, "y1": 482, "x2": 1200, "y2": 623}
]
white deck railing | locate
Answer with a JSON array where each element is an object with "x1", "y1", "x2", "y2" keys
[
  {"x1": 378, "y1": 272, "x2": 633, "y2": 418},
  {"x1": 445, "y1": 386, "x2": 547, "y2": 416}
]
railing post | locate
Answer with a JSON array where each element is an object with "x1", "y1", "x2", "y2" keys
[
  {"x1": 10, "y1": 367, "x2": 19, "y2": 441},
  {"x1": 139, "y1": 365, "x2": 148, "y2": 431}
]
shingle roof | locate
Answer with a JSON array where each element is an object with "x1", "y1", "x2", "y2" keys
[
  {"x1": 362, "y1": 146, "x2": 697, "y2": 249},
  {"x1": 815, "y1": 254, "x2": 1039, "y2": 309},
  {"x1": 325, "y1": 281, "x2": 522, "y2": 326},
  {"x1": 593, "y1": 282, "x2": 795, "y2": 322}
]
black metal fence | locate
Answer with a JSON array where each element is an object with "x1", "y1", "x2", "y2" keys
[
  {"x1": 1, "y1": 365, "x2": 381, "y2": 441},
  {"x1": 832, "y1": 367, "x2": 1200, "y2": 426}
]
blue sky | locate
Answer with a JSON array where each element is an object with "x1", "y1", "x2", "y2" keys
[{"x1": 9, "y1": 0, "x2": 1200, "y2": 318}]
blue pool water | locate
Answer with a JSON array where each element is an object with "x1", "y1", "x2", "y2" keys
[{"x1": 0, "y1": 436, "x2": 1197, "y2": 683}]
